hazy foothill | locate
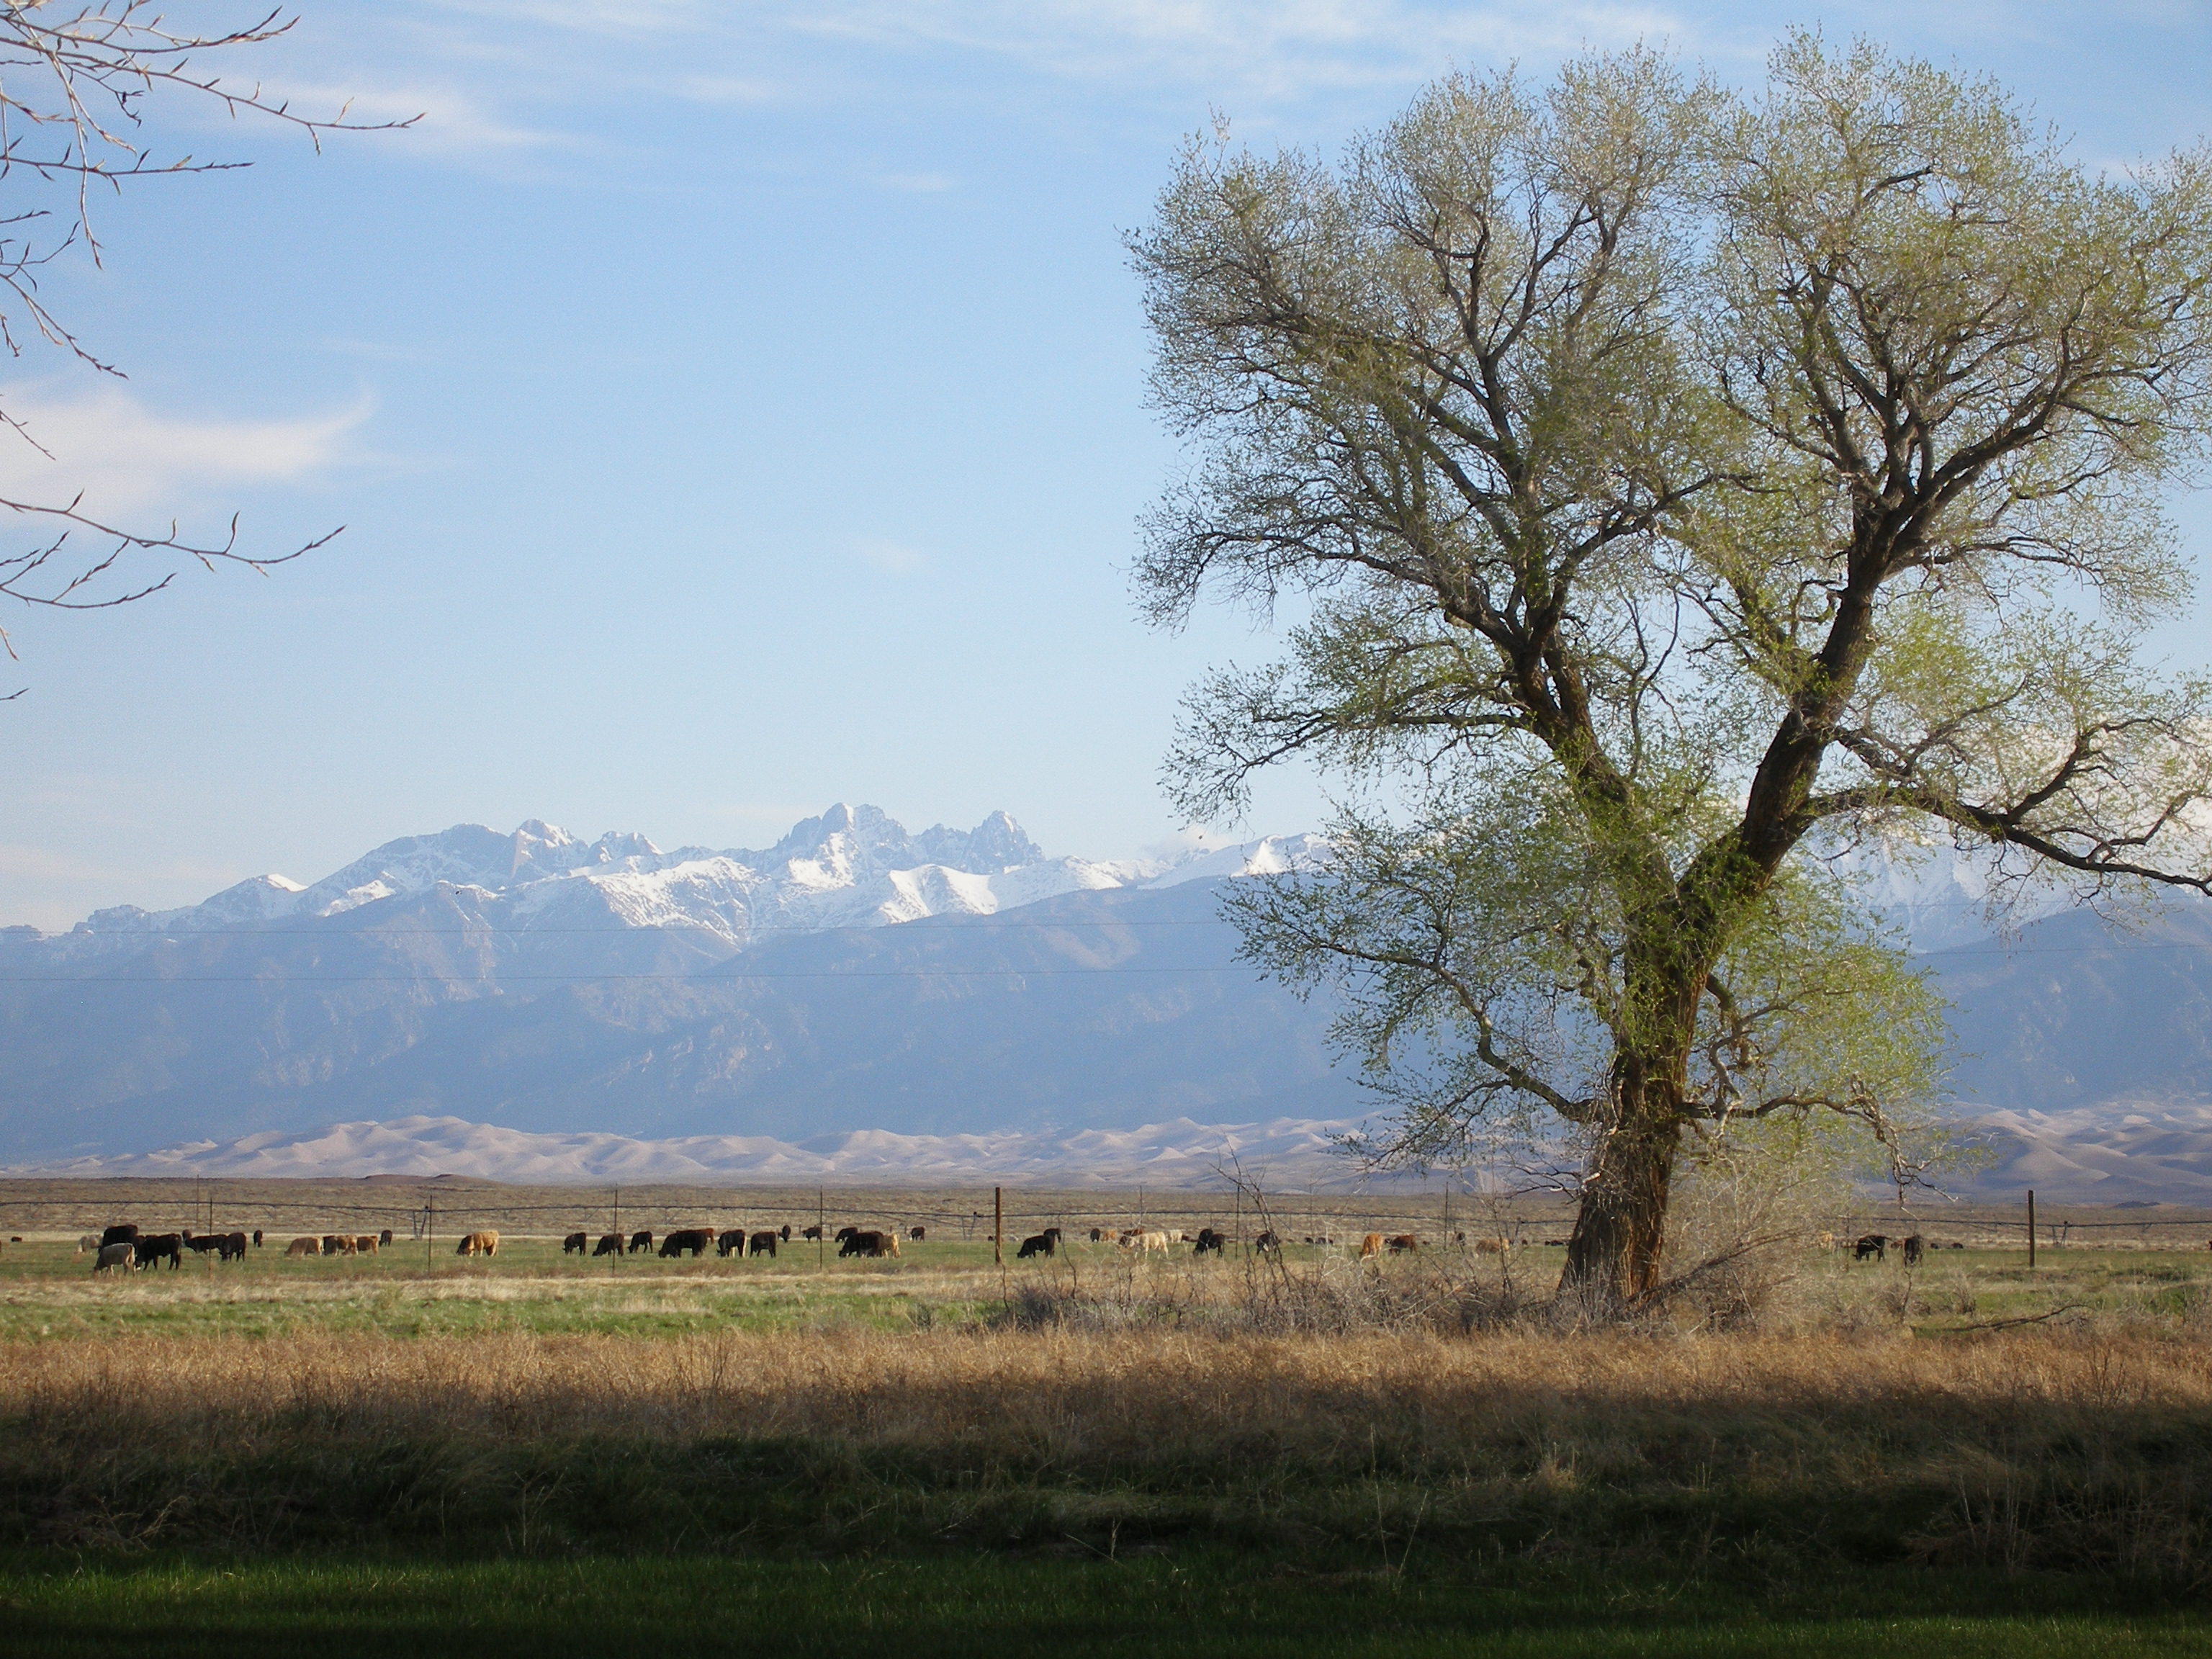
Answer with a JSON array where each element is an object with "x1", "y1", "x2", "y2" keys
[{"x1": 4, "y1": 10, "x2": 2212, "y2": 1658}]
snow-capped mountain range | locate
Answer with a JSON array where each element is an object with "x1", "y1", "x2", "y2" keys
[
  {"x1": 0, "y1": 806, "x2": 1353, "y2": 1166},
  {"x1": 37, "y1": 804, "x2": 1326, "y2": 957},
  {"x1": 4, "y1": 802, "x2": 2211, "y2": 1199},
  {"x1": 37, "y1": 1112, "x2": 1373, "y2": 1188}
]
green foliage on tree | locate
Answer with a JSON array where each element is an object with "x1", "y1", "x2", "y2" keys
[{"x1": 1130, "y1": 35, "x2": 2212, "y2": 1308}]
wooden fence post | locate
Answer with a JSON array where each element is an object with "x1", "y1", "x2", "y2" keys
[{"x1": 2027, "y1": 1189, "x2": 2036, "y2": 1270}]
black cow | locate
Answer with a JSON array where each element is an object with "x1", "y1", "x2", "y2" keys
[
  {"x1": 562, "y1": 1231, "x2": 589, "y2": 1256},
  {"x1": 628, "y1": 1230, "x2": 653, "y2": 1255},
  {"x1": 379, "y1": 1229, "x2": 394, "y2": 1248},
  {"x1": 1853, "y1": 1234, "x2": 1888, "y2": 1262},
  {"x1": 1255, "y1": 1231, "x2": 1280, "y2": 1254},
  {"x1": 1902, "y1": 1234, "x2": 1925, "y2": 1267},
  {"x1": 748, "y1": 1231, "x2": 778, "y2": 1259},
  {"x1": 136, "y1": 1233, "x2": 183, "y2": 1270},
  {"x1": 185, "y1": 1233, "x2": 222, "y2": 1256},
  {"x1": 220, "y1": 1231, "x2": 248, "y2": 1262},
  {"x1": 800, "y1": 1225, "x2": 824, "y2": 1241},
  {"x1": 659, "y1": 1228, "x2": 714, "y2": 1259},
  {"x1": 1015, "y1": 1232, "x2": 1056, "y2": 1259},
  {"x1": 1090, "y1": 1227, "x2": 1107, "y2": 1242},
  {"x1": 252, "y1": 1229, "x2": 264, "y2": 1248},
  {"x1": 834, "y1": 1226, "x2": 859, "y2": 1246},
  {"x1": 779, "y1": 1224, "x2": 792, "y2": 1242},
  {"x1": 909, "y1": 1226, "x2": 926, "y2": 1241},
  {"x1": 100, "y1": 1224, "x2": 138, "y2": 1249},
  {"x1": 839, "y1": 1230, "x2": 896, "y2": 1259},
  {"x1": 1193, "y1": 1228, "x2": 1228, "y2": 1255},
  {"x1": 716, "y1": 1228, "x2": 747, "y2": 1257},
  {"x1": 593, "y1": 1233, "x2": 624, "y2": 1256}
]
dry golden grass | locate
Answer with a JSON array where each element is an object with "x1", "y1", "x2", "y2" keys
[
  {"x1": 4, "y1": 1321, "x2": 2211, "y2": 1579},
  {"x1": 7, "y1": 1323, "x2": 2207, "y2": 1452},
  {"x1": 0, "y1": 1323, "x2": 2202, "y2": 1516}
]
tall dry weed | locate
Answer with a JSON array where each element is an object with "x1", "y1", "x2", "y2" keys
[{"x1": 3, "y1": 1325, "x2": 2211, "y2": 1574}]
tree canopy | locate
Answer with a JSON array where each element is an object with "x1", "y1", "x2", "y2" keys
[{"x1": 1131, "y1": 35, "x2": 2212, "y2": 1306}]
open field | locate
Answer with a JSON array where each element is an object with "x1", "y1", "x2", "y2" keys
[
  {"x1": 6, "y1": 1179, "x2": 2212, "y2": 1653},
  {"x1": 6, "y1": 1555, "x2": 2211, "y2": 1658}
]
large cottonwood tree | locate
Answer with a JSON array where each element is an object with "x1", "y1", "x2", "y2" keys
[{"x1": 1132, "y1": 37, "x2": 2212, "y2": 1307}]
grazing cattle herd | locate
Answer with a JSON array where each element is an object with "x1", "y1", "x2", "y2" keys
[{"x1": 58, "y1": 1212, "x2": 1997, "y2": 1275}]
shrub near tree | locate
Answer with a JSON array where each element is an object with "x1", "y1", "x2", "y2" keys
[{"x1": 1131, "y1": 35, "x2": 2212, "y2": 1310}]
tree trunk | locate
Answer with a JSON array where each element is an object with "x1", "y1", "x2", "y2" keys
[{"x1": 1560, "y1": 1066, "x2": 1683, "y2": 1311}]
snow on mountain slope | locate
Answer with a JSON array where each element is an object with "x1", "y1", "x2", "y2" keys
[
  {"x1": 30, "y1": 1112, "x2": 1377, "y2": 1188},
  {"x1": 28, "y1": 804, "x2": 1325, "y2": 955}
]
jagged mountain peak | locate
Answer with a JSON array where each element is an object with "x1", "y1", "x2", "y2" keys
[
  {"x1": 750, "y1": 803, "x2": 1044, "y2": 878},
  {"x1": 35, "y1": 804, "x2": 1326, "y2": 956}
]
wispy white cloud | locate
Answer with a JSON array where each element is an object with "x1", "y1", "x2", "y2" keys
[
  {"x1": 784, "y1": 0, "x2": 1686, "y2": 97},
  {"x1": 0, "y1": 387, "x2": 372, "y2": 518},
  {"x1": 271, "y1": 76, "x2": 578, "y2": 154},
  {"x1": 673, "y1": 72, "x2": 786, "y2": 105},
  {"x1": 853, "y1": 536, "x2": 929, "y2": 575},
  {"x1": 377, "y1": 0, "x2": 1691, "y2": 139}
]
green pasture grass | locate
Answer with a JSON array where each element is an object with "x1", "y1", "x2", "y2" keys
[
  {"x1": 3, "y1": 1551, "x2": 2206, "y2": 1659},
  {"x1": 0, "y1": 1235, "x2": 1023, "y2": 1339},
  {"x1": 6, "y1": 1233, "x2": 2212, "y2": 1341}
]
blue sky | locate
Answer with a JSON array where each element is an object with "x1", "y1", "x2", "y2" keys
[{"x1": 0, "y1": 0, "x2": 2206, "y2": 928}]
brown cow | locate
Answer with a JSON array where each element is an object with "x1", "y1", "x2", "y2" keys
[
  {"x1": 838, "y1": 1230, "x2": 899, "y2": 1259},
  {"x1": 354, "y1": 1236, "x2": 379, "y2": 1255},
  {"x1": 1386, "y1": 1234, "x2": 1419, "y2": 1254},
  {"x1": 455, "y1": 1231, "x2": 499, "y2": 1257},
  {"x1": 564, "y1": 1231, "x2": 590, "y2": 1255},
  {"x1": 593, "y1": 1233, "x2": 624, "y2": 1256},
  {"x1": 322, "y1": 1235, "x2": 356, "y2": 1256},
  {"x1": 1359, "y1": 1233, "x2": 1385, "y2": 1259},
  {"x1": 285, "y1": 1236, "x2": 320, "y2": 1256}
]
